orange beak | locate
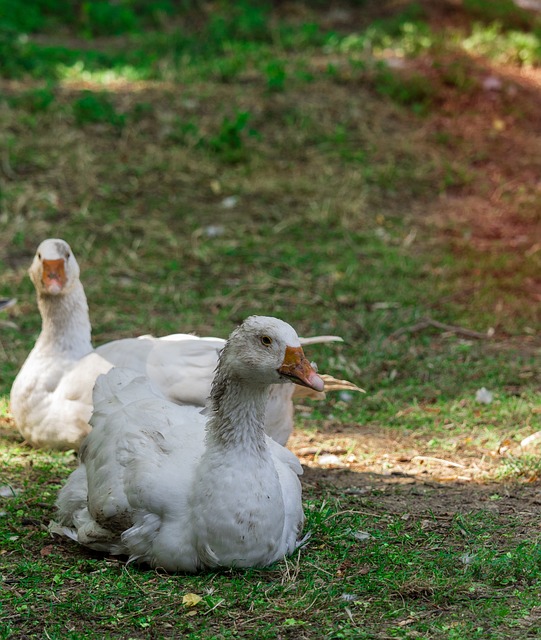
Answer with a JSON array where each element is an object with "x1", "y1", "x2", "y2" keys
[
  {"x1": 42, "y1": 258, "x2": 66, "y2": 294},
  {"x1": 278, "y1": 346, "x2": 325, "y2": 392}
]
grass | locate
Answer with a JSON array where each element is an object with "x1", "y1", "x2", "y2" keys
[
  {"x1": 0, "y1": 1, "x2": 540, "y2": 637},
  {"x1": 2, "y1": 448, "x2": 541, "y2": 638}
]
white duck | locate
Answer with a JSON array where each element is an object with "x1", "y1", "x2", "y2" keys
[
  {"x1": 53, "y1": 316, "x2": 323, "y2": 572},
  {"x1": 10, "y1": 240, "x2": 112, "y2": 450},
  {"x1": 11, "y1": 239, "x2": 360, "y2": 450}
]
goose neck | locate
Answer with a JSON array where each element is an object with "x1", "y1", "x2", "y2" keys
[
  {"x1": 36, "y1": 280, "x2": 93, "y2": 358},
  {"x1": 206, "y1": 375, "x2": 269, "y2": 453}
]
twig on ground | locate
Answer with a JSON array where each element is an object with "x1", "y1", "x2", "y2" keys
[
  {"x1": 411, "y1": 456, "x2": 465, "y2": 469},
  {"x1": 203, "y1": 599, "x2": 225, "y2": 615},
  {"x1": 121, "y1": 566, "x2": 149, "y2": 595},
  {"x1": 324, "y1": 509, "x2": 384, "y2": 521},
  {"x1": 388, "y1": 317, "x2": 491, "y2": 340}
]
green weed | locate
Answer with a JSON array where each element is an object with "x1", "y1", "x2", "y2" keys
[
  {"x1": 81, "y1": 1, "x2": 139, "y2": 37},
  {"x1": 72, "y1": 91, "x2": 125, "y2": 129},
  {"x1": 211, "y1": 53, "x2": 248, "y2": 83},
  {"x1": 168, "y1": 117, "x2": 201, "y2": 146},
  {"x1": 437, "y1": 58, "x2": 476, "y2": 91},
  {"x1": 206, "y1": 1, "x2": 272, "y2": 45},
  {"x1": 202, "y1": 111, "x2": 258, "y2": 162},
  {"x1": 0, "y1": 0, "x2": 44, "y2": 33},
  {"x1": 497, "y1": 455, "x2": 541, "y2": 482},
  {"x1": 374, "y1": 65, "x2": 435, "y2": 114},
  {"x1": 7, "y1": 85, "x2": 56, "y2": 112},
  {"x1": 264, "y1": 59, "x2": 287, "y2": 92},
  {"x1": 327, "y1": 3, "x2": 433, "y2": 58}
]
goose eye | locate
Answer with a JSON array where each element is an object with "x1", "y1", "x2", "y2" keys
[
  {"x1": 38, "y1": 253, "x2": 41, "y2": 260},
  {"x1": 66, "y1": 252, "x2": 70, "y2": 259},
  {"x1": 260, "y1": 335, "x2": 273, "y2": 347}
]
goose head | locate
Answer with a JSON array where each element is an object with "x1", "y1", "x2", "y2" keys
[
  {"x1": 29, "y1": 239, "x2": 80, "y2": 296},
  {"x1": 220, "y1": 316, "x2": 325, "y2": 392}
]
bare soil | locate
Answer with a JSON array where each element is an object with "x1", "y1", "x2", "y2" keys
[{"x1": 287, "y1": 419, "x2": 541, "y2": 528}]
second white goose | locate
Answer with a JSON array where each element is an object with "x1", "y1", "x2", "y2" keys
[{"x1": 10, "y1": 239, "x2": 112, "y2": 450}]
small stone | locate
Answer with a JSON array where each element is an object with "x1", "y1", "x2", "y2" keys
[{"x1": 475, "y1": 387, "x2": 493, "y2": 404}]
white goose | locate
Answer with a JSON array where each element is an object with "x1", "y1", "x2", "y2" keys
[
  {"x1": 10, "y1": 240, "x2": 112, "y2": 450},
  {"x1": 53, "y1": 316, "x2": 323, "y2": 572},
  {"x1": 11, "y1": 239, "x2": 360, "y2": 450}
]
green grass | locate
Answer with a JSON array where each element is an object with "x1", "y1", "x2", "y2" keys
[
  {"x1": 2, "y1": 447, "x2": 541, "y2": 638},
  {"x1": 1, "y1": 1, "x2": 541, "y2": 637}
]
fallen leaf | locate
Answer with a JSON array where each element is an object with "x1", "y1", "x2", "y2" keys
[
  {"x1": 182, "y1": 593, "x2": 202, "y2": 607},
  {"x1": 459, "y1": 552, "x2": 476, "y2": 565},
  {"x1": 398, "y1": 618, "x2": 415, "y2": 627},
  {"x1": 521, "y1": 432, "x2": 541, "y2": 448},
  {"x1": 420, "y1": 406, "x2": 441, "y2": 414},
  {"x1": 40, "y1": 545, "x2": 53, "y2": 557},
  {"x1": 396, "y1": 407, "x2": 416, "y2": 417}
]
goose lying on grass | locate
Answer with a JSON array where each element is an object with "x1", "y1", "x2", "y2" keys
[
  {"x1": 52, "y1": 316, "x2": 322, "y2": 572},
  {"x1": 10, "y1": 238, "x2": 361, "y2": 450}
]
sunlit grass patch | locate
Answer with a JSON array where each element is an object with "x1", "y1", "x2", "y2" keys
[
  {"x1": 462, "y1": 22, "x2": 541, "y2": 66},
  {"x1": 58, "y1": 61, "x2": 149, "y2": 85}
]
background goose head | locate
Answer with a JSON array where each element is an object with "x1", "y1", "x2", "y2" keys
[
  {"x1": 218, "y1": 315, "x2": 325, "y2": 392},
  {"x1": 30, "y1": 239, "x2": 80, "y2": 296}
]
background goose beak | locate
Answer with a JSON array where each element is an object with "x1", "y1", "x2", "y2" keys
[
  {"x1": 278, "y1": 345, "x2": 325, "y2": 392},
  {"x1": 42, "y1": 259, "x2": 66, "y2": 294}
]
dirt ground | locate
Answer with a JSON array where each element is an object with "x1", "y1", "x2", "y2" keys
[
  {"x1": 301, "y1": 460, "x2": 541, "y2": 531},
  {"x1": 291, "y1": 423, "x2": 541, "y2": 528}
]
